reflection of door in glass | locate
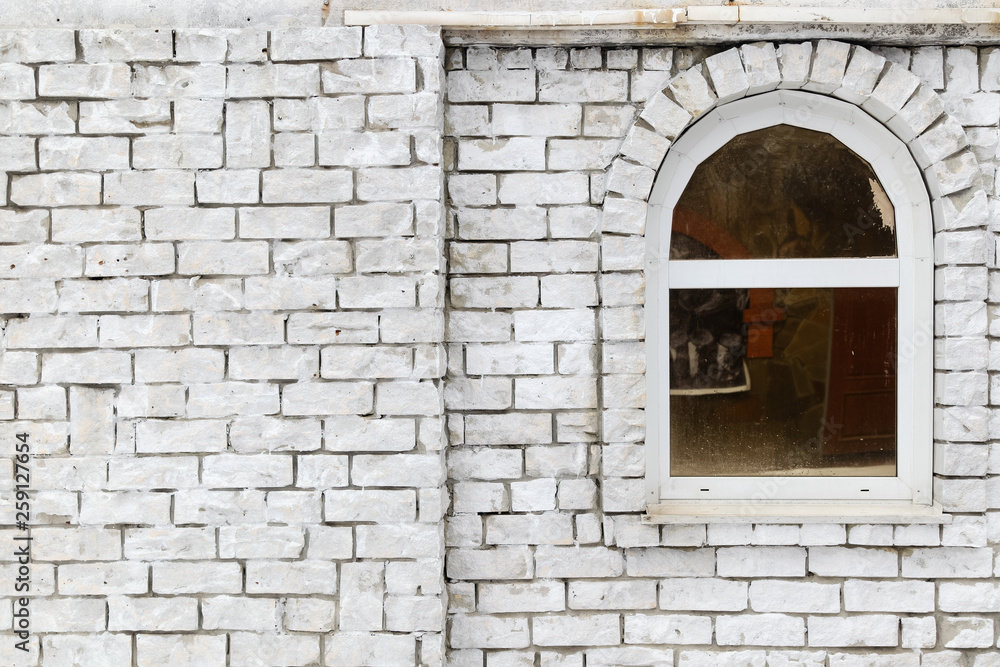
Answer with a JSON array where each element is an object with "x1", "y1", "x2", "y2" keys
[{"x1": 823, "y1": 287, "x2": 897, "y2": 458}]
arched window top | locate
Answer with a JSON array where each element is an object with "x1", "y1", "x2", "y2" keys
[
  {"x1": 648, "y1": 89, "x2": 932, "y2": 264},
  {"x1": 671, "y1": 125, "x2": 897, "y2": 260}
]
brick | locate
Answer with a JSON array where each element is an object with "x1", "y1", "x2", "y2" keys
[
  {"x1": 533, "y1": 614, "x2": 621, "y2": 647},
  {"x1": 448, "y1": 69, "x2": 535, "y2": 103},
  {"x1": 901, "y1": 546, "x2": 993, "y2": 578},
  {"x1": 46, "y1": 635, "x2": 132, "y2": 666},
  {"x1": 80, "y1": 29, "x2": 171, "y2": 61},
  {"x1": 38, "y1": 64, "x2": 131, "y2": 97},
  {"x1": 352, "y1": 453, "x2": 442, "y2": 487},
  {"x1": 322, "y1": 58, "x2": 416, "y2": 94},
  {"x1": 368, "y1": 92, "x2": 438, "y2": 129},
  {"x1": 135, "y1": 419, "x2": 227, "y2": 454},
  {"x1": 104, "y1": 171, "x2": 194, "y2": 206},
  {"x1": 225, "y1": 100, "x2": 270, "y2": 168},
  {"x1": 133, "y1": 65, "x2": 227, "y2": 98},
  {"x1": 809, "y1": 547, "x2": 899, "y2": 577},
  {"x1": 357, "y1": 166, "x2": 442, "y2": 201},
  {"x1": 282, "y1": 381, "x2": 373, "y2": 416},
  {"x1": 12, "y1": 173, "x2": 101, "y2": 207},
  {"x1": 844, "y1": 580, "x2": 933, "y2": 612},
  {"x1": 137, "y1": 635, "x2": 225, "y2": 667},
  {"x1": 365, "y1": 24, "x2": 440, "y2": 57},
  {"x1": 175, "y1": 241, "x2": 267, "y2": 276},
  {"x1": 572, "y1": 580, "x2": 656, "y2": 610},
  {"x1": 750, "y1": 580, "x2": 840, "y2": 613},
  {"x1": 79, "y1": 99, "x2": 171, "y2": 134},
  {"x1": 133, "y1": 134, "x2": 223, "y2": 169},
  {"x1": 246, "y1": 559, "x2": 338, "y2": 594},
  {"x1": 263, "y1": 169, "x2": 353, "y2": 204},
  {"x1": 144, "y1": 207, "x2": 235, "y2": 240},
  {"x1": 717, "y1": 614, "x2": 805, "y2": 646},
  {"x1": 451, "y1": 276, "x2": 537, "y2": 308},
  {"x1": 493, "y1": 103, "x2": 581, "y2": 136},
  {"x1": 540, "y1": 70, "x2": 628, "y2": 102},
  {"x1": 809, "y1": 615, "x2": 899, "y2": 648},
  {"x1": 458, "y1": 137, "x2": 546, "y2": 171},
  {"x1": 174, "y1": 98, "x2": 223, "y2": 132},
  {"x1": 660, "y1": 578, "x2": 747, "y2": 611},
  {"x1": 0, "y1": 30, "x2": 76, "y2": 63},
  {"x1": 194, "y1": 171, "x2": 260, "y2": 208},
  {"x1": 270, "y1": 27, "x2": 361, "y2": 60},
  {"x1": 229, "y1": 416, "x2": 321, "y2": 453},
  {"x1": 228, "y1": 63, "x2": 320, "y2": 97}
]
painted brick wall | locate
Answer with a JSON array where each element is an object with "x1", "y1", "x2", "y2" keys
[
  {"x1": 0, "y1": 26, "x2": 447, "y2": 666},
  {"x1": 443, "y1": 42, "x2": 1000, "y2": 666},
  {"x1": 2, "y1": 24, "x2": 1000, "y2": 667}
]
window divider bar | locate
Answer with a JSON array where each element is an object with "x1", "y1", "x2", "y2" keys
[{"x1": 666, "y1": 257, "x2": 900, "y2": 288}]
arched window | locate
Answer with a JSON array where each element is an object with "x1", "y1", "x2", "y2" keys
[{"x1": 646, "y1": 91, "x2": 933, "y2": 508}]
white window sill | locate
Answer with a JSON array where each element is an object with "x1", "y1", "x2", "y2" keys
[{"x1": 644, "y1": 501, "x2": 951, "y2": 524}]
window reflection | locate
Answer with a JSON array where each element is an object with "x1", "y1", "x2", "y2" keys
[
  {"x1": 671, "y1": 125, "x2": 896, "y2": 260},
  {"x1": 669, "y1": 286, "x2": 897, "y2": 477},
  {"x1": 667, "y1": 125, "x2": 899, "y2": 477}
]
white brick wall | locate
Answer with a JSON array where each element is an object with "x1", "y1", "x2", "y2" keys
[
  {"x1": 443, "y1": 41, "x2": 1000, "y2": 666},
  {"x1": 1, "y1": 23, "x2": 1000, "y2": 666},
  {"x1": 0, "y1": 25, "x2": 446, "y2": 666}
]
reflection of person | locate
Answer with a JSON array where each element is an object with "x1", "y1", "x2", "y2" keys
[
  {"x1": 669, "y1": 286, "x2": 750, "y2": 394},
  {"x1": 669, "y1": 233, "x2": 750, "y2": 394}
]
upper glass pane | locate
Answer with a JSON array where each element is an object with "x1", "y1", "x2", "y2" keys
[{"x1": 671, "y1": 125, "x2": 897, "y2": 260}]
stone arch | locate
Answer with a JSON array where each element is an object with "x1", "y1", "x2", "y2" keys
[{"x1": 597, "y1": 39, "x2": 990, "y2": 513}]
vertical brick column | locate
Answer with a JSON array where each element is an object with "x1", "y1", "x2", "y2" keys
[{"x1": 444, "y1": 45, "x2": 644, "y2": 663}]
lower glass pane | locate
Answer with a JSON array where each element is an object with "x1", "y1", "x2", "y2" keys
[{"x1": 669, "y1": 287, "x2": 897, "y2": 477}]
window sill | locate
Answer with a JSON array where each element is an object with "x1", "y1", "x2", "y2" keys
[{"x1": 644, "y1": 501, "x2": 951, "y2": 524}]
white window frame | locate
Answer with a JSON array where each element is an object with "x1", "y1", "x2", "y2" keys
[{"x1": 645, "y1": 90, "x2": 934, "y2": 508}]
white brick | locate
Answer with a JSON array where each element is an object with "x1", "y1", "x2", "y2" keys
[
  {"x1": 263, "y1": 169, "x2": 353, "y2": 204},
  {"x1": 39, "y1": 64, "x2": 131, "y2": 98},
  {"x1": 844, "y1": 580, "x2": 934, "y2": 612},
  {"x1": 196, "y1": 169, "x2": 259, "y2": 204},
  {"x1": 135, "y1": 419, "x2": 227, "y2": 454},
  {"x1": 493, "y1": 103, "x2": 581, "y2": 136},
  {"x1": 320, "y1": 131, "x2": 410, "y2": 166},
  {"x1": 80, "y1": 100, "x2": 171, "y2": 134},
  {"x1": 228, "y1": 63, "x2": 319, "y2": 97},
  {"x1": 660, "y1": 578, "x2": 747, "y2": 611},
  {"x1": 104, "y1": 171, "x2": 194, "y2": 206},
  {"x1": 716, "y1": 614, "x2": 805, "y2": 646},
  {"x1": 322, "y1": 58, "x2": 416, "y2": 94},
  {"x1": 458, "y1": 138, "x2": 546, "y2": 171},
  {"x1": 448, "y1": 70, "x2": 535, "y2": 103},
  {"x1": 365, "y1": 25, "x2": 441, "y2": 57},
  {"x1": 283, "y1": 381, "x2": 372, "y2": 416},
  {"x1": 718, "y1": 547, "x2": 805, "y2": 577},
  {"x1": 12, "y1": 172, "x2": 102, "y2": 207},
  {"x1": 226, "y1": 101, "x2": 270, "y2": 168},
  {"x1": 808, "y1": 615, "x2": 899, "y2": 647},
  {"x1": 144, "y1": 207, "x2": 235, "y2": 240},
  {"x1": 41, "y1": 136, "x2": 129, "y2": 171},
  {"x1": 533, "y1": 614, "x2": 621, "y2": 647},
  {"x1": 177, "y1": 241, "x2": 268, "y2": 275},
  {"x1": 750, "y1": 580, "x2": 840, "y2": 613}
]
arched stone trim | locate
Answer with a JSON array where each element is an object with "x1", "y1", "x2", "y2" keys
[{"x1": 597, "y1": 39, "x2": 990, "y2": 516}]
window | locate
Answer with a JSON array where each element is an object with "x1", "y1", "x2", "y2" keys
[{"x1": 645, "y1": 91, "x2": 933, "y2": 508}]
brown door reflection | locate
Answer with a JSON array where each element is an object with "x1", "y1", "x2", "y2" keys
[{"x1": 822, "y1": 287, "x2": 897, "y2": 458}]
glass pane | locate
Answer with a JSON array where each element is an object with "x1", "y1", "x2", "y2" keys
[
  {"x1": 671, "y1": 125, "x2": 896, "y2": 260},
  {"x1": 669, "y1": 287, "x2": 897, "y2": 477}
]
